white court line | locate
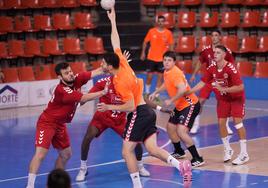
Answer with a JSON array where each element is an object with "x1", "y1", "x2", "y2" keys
[
  {"x1": 198, "y1": 136, "x2": 268, "y2": 150},
  {"x1": 0, "y1": 125, "x2": 170, "y2": 183},
  {"x1": 204, "y1": 104, "x2": 268, "y2": 112},
  {"x1": 1, "y1": 126, "x2": 267, "y2": 183},
  {"x1": 148, "y1": 178, "x2": 183, "y2": 186}
]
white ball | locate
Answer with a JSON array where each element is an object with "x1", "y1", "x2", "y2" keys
[{"x1": 100, "y1": 0, "x2": 115, "y2": 10}]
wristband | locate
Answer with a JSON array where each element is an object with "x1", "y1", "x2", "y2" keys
[{"x1": 156, "y1": 105, "x2": 162, "y2": 111}]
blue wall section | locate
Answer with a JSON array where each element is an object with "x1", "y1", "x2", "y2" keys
[{"x1": 93, "y1": 73, "x2": 268, "y2": 100}]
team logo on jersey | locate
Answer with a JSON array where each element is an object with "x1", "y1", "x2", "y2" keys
[
  {"x1": 224, "y1": 73, "x2": 228, "y2": 79},
  {"x1": 63, "y1": 87, "x2": 73, "y2": 94}
]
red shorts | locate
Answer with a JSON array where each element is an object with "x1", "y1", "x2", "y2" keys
[
  {"x1": 90, "y1": 111, "x2": 127, "y2": 137},
  {"x1": 199, "y1": 83, "x2": 213, "y2": 99},
  {"x1": 35, "y1": 114, "x2": 70, "y2": 150},
  {"x1": 217, "y1": 98, "x2": 245, "y2": 118}
]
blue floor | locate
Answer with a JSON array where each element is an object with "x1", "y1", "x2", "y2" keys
[{"x1": 0, "y1": 112, "x2": 268, "y2": 188}]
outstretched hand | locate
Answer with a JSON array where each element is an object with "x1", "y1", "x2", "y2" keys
[
  {"x1": 107, "y1": 7, "x2": 116, "y2": 21},
  {"x1": 97, "y1": 102, "x2": 109, "y2": 112},
  {"x1": 123, "y1": 50, "x2": 132, "y2": 63},
  {"x1": 160, "y1": 106, "x2": 173, "y2": 114}
]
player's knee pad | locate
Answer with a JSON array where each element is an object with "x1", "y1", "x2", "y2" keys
[{"x1": 235, "y1": 123, "x2": 243, "y2": 129}]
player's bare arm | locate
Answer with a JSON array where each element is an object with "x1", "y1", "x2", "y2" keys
[
  {"x1": 80, "y1": 82, "x2": 109, "y2": 103},
  {"x1": 97, "y1": 98, "x2": 135, "y2": 112},
  {"x1": 149, "y1": 83, "x2": 166, "y2": 100},
  {"x1": 107, "y1": 7, "x2": 120, "y2": 51},
  {"x1": 165, "y1": 83, "x2": 186, "y2": 106},
  {"x1": 140, "y1": 41, "x2": 147, "y2": 61},
  {"x1": 190, "y1": 60, "x2": 201, "y2": 83},
  {"x1": 186, "y1": 81, "x2": 206, "y2": 95},
  {"x1": 214, "y1": 82, "x2": 244, "y2": 93},
  {"x1": 144, "y1": 97, "x2": 172, "y2": 114}
]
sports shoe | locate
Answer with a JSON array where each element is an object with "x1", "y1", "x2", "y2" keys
[
  {"x1": 75, "y1": 168, "x2": 88, "y2": 182},
  {"x1": 191, "y1": 157, "x2": 205, "y2": 167},
  {"x1": 232, "y1": 153, "x2": 249, "y2": 165},
  {"x1": 179, "y1": 160, "x2": 192, "y2": 188},
  {"x1": 226, "y1": 124, "x2": 233, "y2": 135},
  {"x1": 171, "y1": 151, "x2": 186, "y2": 159},
  {"x1": 190, "y1": 124, "x2": 199, "y2": 134},
  {"x1": 224, "y1": 149, "x2": 234, "y2": 162},
  {"x1": 138, "y1": 165, "x2": 150, "y2": 177}
]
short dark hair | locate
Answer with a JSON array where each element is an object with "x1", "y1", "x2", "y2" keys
[
  {"x1": 215, "y1": 45, "x2": 227, "y2": 52},
  {"x1": 163, "y1": 51, "x2": 176, "y2": 61},
  {"x1": 157, "y1": 15, "x2": 165, "y2": 21},
  {"x1": 47, "y1": 169, "x2": 71, "y2": 188},
  {"x1": 211, "y1": 29, "x2": 221, "y2": 35},
  {"x1": 103, "y1": 52, "x2": 120, "y2": 69},
  {"x1": 55, "y1": 63, "x2": 70, "y2": 76}
]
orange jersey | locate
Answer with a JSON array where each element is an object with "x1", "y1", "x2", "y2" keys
[
  {"x1": 113, "y1": 48, "x2": 143, "y2": 108},
  {"x1": 164, "y1": 66, "x2": 198, "y2": 111},
  {"x1": 144, "y1": 27, "x2": 174, "y2": 62}
]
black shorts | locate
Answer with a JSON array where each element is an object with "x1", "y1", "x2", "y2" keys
[
  {"x1": 146, "y1": 60, "x2": 164, "y2": 73},
  {"x1": 123, "y1": 104, "x2": 157, "y2": 142},
  {"x1": 168, "y1": 102, "x2": 201, "y2": 130}
]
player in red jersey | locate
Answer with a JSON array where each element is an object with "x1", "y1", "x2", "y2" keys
[
  {"x1": 189, "y1": 29, "x2": 234, "y2": 134},
  {"x1": 26, "y1": 63, "x2": 107, "y2": 188},
  {"x1": 187, "y1": 45, "x2": 249, "y2": 165},
  {"x1": 75, "y1": 76, "x2": 151, "y2": 181}
]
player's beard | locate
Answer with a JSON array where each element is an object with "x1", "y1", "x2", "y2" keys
[{"x1": 62, "y1": 77, "x2": 75, "y2": 85}]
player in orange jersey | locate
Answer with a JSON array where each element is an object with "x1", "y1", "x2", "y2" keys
[
  {"x1": 140, "y1": 15, "x2": 174, "y2": 94},
  {"x1": 150, "y1": 51, "x2": 204, "y2": 167}
]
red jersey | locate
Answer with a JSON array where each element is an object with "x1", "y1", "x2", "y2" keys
[
  {"x1": 43, "y1": 72, "x2": 92, "y2": 123},
  {"x1": 201, "y1": 62, "x2": 245, "y2": 101},
  {"x1": 199, "y1": 45, "x2": 235, "y2": 67},
  {"x1": 89, "y1": 76, "x2": 126, "y2": 119}
]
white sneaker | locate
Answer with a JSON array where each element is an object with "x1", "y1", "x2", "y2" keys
[
  {"x1": 226, "y1": 125, "x2": 233, "y2": 135},
  {"x1": 139, "y1": 166, "x2": 150, "y2": 177},
  {"x1": 232, "y1": 153, "x2": 249, "y2": 165},
  {"x1": 76, "y1": 168, "x2": 88, "y2": 182},
  {"x1": 190, "y1": 124, "x2": 199, "y2": 134},
  {"x1": 224, "y1": 149, "x2": 234, "y2": 162}
]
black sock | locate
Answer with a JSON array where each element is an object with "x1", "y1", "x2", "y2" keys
[
  {"x1": 135, "y1": 144, "x2": 143, "y2": 161},
  {"x1": 188, "y1": 145, "x2": 201, "y2": 159},
  {"x1": 173, "y1": 142, "x2": 185, "y2": 154}
]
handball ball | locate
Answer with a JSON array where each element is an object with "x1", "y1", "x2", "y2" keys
[{"x1": 100, "y1": 0, "x2": 115, "y2": 10}]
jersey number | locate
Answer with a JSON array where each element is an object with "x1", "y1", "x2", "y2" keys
[{"x1": 111, "y1": 110, "x2": 121, "y2": 118}]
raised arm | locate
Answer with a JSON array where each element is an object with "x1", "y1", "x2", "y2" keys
[
  {"x1": 190, "y1": 60, "x2": 201, "y2": 83},
  {"x1": 107, "y1": 7, "x2": 120, "y2": 51}
]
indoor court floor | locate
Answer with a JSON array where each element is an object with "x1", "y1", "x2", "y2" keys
[{"x1": 0, "y1": 98, "x2": 268, "y2": 188}]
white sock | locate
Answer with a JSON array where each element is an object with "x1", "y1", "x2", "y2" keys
[
  {"x1": 222, "y1": 136, "x2": 231, "y2": 150},
  {"x1": 145, "y1": 84, "x2": 150, "y2": 94},
  {"x1": 137, "y1": 160, "x2": 143, "y2": 169},
  {"x1": 167, "y1": 155, "x2": 181, "y2": 171},
  {"x1": 130, "y1": 172, "x2": 142, "y2": 188},
  {"x1": 193, "y1": 115, "x2": 200, "y2": 126},
  {"x1": 26, "y1": 173, "x2": 36, "y2": 188},
  {"x1": 240, "y1": 140, "x2": 247, "y2": 154},
  {"x1": 226, "y1": 118, "x2": 229, "y2": 127},
  {"x1": 80, "y1": 160, "x2": 87, "y2": 170}
]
